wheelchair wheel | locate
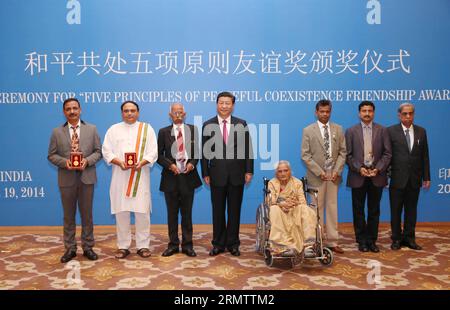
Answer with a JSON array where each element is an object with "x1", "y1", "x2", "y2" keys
[
  {"x1": 264, "y1": 249, "x2": 274, "y2": 267},
  {"x1": 255, "y1": 206, "x2": 266, "y2": 254},
  {"x1": 319, "y1": 247, "x2": 333, "y2": 266}
]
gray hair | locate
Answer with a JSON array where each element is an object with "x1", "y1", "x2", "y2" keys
[
  {"x1": 398, "y1": 102, "x2": 415, "y2": 113},
  {"x1": 274, "y1": 160, "x2": 291, "y2": 170},
  {"x1": 169, "y1": 102, "x2": 184, "y2": 113}
]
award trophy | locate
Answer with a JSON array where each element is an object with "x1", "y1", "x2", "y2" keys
[
  {"x1": 364, "y1": 152, "x2": 375, "y2": 176},
  {"x1": 324, "y1": 157, "x2": 334, "y2": 181},
  {"x1": 70, "y1": 152, "x2": 83, "y2": 170},
  {"x1": 124, "y1": 152, "x2": 137, "y2": 168}
]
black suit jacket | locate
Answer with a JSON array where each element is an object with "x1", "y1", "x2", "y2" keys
[
  {"x1": 157, "y1": 124, "x2": 202, "y2": 192},
  {"x1": 201, "y1": 116, "x2": 254, "y2": 187},
  {"x1": 388, "y1": 123, "x2": 430, "y2": 189}
]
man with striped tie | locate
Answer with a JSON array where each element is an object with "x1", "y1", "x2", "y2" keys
[
  {"x1": 157, "y1": 103, "x2": 202, "y2": 257},
  {"x1": 102, "y1": 101, "x2": 158, "y2": 259},
  {"x1": 48, "y1": 98, "x2": 102, "y2": 263}
]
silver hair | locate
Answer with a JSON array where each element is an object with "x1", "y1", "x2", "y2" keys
[
  {"x1": 274, "y1": 160, "x2": 291, "y2": 170},
  {"x1": 398, "y1": 102, "x2": 415, "y2": 113},
  {"x1": 169, "y1": 102, "x2": 184, "y2": 113}
]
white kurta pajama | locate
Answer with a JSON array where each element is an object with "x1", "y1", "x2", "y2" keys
[{"x1": 102, "y1": 121, "x2": 158, "y2": 250}]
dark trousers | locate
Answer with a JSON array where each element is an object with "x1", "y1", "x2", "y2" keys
[
  {"x1": 59, "y1": 177, "x2": 95, "y2": 251},
  {"x1": 351, "y1": 178, "x2": 383, "y2": 245},
  {"x1": 163, "y1": 181, "x2": 195, "y2": 250},
  {"x1": 389, "y1": 182, "x2": 420, "y2": 242},
  {"x1": 210, "y1": 183, "x2": 244, "y2": 250}
]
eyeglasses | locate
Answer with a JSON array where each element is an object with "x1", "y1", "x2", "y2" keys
[
  {"x1": 400, "y1": 112, "x2": 414, "y2": 116},
  {"x1": 172, "y1": 112, "x2": 185, "y2": 116}
]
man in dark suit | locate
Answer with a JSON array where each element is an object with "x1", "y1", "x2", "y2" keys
[
  {"x1": 157, "y1": 103, "x2": 202, "y2": 257},
  {"x1": 346, "y1": 101, "x2": 392, "y2": 253},
  {"x1": 201, "y1": 91, "x2": 253, "y2": 256},
  {"x1": 388, "y1": 103, "x2": 430, "y2": 250},
  {"x1": 48, "y1": 98, "x2": 102, "y2": 263}
]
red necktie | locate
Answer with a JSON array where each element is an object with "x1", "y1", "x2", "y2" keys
[
  {"x1": 222, "y1": 120, "x2": 228, "y2": 144},
  {"x1": 177, "y1": 126, "x2": 184, "y2": 152},
  {"x1": 176, "y1": 126, "x2": 186, "y2": 172}
]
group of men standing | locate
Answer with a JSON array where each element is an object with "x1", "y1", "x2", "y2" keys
[
  {"x1": 48, "y1": 93, "x2": 430, "y2": 264},
  {"x1": 302, "y1": 99, "x2": 429, "y2": 254},
  {"x1": 48, "y1": 92, "x2": 253, "y2": 263}
]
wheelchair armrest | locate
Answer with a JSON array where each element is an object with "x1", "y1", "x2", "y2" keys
[{"x1": 306, "y1": 188, "x2": 318, "y2": 194}]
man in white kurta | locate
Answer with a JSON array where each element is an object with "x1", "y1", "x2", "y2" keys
[{"x1": 102, "y1": 101, "x2": 157, "y2": 258}]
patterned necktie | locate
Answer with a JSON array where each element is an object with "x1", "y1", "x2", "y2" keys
[
  {"x1": 323, "y1": 124, "x2": 330, "y2": 160},
  {"x1": 222, "y1": 120, "x2": 228, "y2": 144},
  {"x1": 176, "y1": 126, "x2": 186, "y2": 171},
  {"x1": 71, "y1": 125, "x2": 79, "y2": 152},
  {"x1": 405, "y1": 128, "x2": 411, "y2": 152},
  {"x1": 363, "y1": 125, "x2": 372, "y2": 161},
  {"x1": 177, "y1": 126, "x2": 184, "y2": 153}
]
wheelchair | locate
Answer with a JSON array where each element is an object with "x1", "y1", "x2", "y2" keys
[{"x1": 255, "y1": 177, "x2": 334, "y2": 268}]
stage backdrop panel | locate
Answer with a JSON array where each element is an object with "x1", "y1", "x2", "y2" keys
[{"x1": 0, "y1": 0, "x2": 449, "y2": 225}]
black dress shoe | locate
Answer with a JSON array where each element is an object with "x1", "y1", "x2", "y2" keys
[
  {"x1": 391, "y1": 241, "x2": 401, "y2": 250},
  {"x1": 182, "y1": 248, "x2": 197, "y2": 257},
  {"x1": 368, "y1": 243, "x2": 380, "y2": 253},
  {"x1": 229, "y1": 248, "x2": 240, "y2": 256},
  {"x1": 162, "y1": 247, "x2": 179, "y2": 257},
  {"x1": 405, "y1": 242, "x2": 422, "y2": 250},
  {"x1": 209, "y1": 247, "x2": 224, "y2": 256},
  {"x1": 60, "y1": 249, "x2": 77, "y2": 263},
  {"x1": 83, "y1": 249, "x2": 98, "y2": 261},
  {"x1": 358, "y1": 243, "x2": 369, "y2": 252}
]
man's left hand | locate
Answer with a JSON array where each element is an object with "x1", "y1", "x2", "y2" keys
[
  {"x1": 80, "y1": 158, "x2": 88, "y2": 170},
  {"x1": 135, "y1": 160, "x2": 149, "y2": 170},
  {"x1": 422, "y1": 181, "x2": 431, "y2": 189},
  {"x1": 245, "y1": 173, "x2": 253, "y2": 184},
  {"x1": 331, "y1": 172, "x2": 338, "y2": 182},
  {"x1": 184, "y1": 163, "x2": 194, "y2": 173}
]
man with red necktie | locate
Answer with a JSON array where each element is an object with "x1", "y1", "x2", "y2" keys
[
  {"x1": 201, "y1": 92, "x2": 254, "y2": 257},
  {"x1": 157, "y1": 103, "x2": 202, "y2": 257}
]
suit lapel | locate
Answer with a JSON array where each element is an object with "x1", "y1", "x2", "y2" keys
[
  {"x1": 396, "y1": 124, "x2": 410, "y2": 151},
  {"x1": 371, "y1": 123, "x2": 379, "y2": 149},
  {"x1": 411, "y1": 125, "x2": 420, "y2": 153},
  {"x1": 228, "y1": 116, "x2": 238, "y2": 145},
  {"x1": 184, "y1": 124, "x2": 193, "y2": 159},
  {"x1": 169, "y1": 126, "x2": 176, "y2": 146},
  {"x1": 356, "y1": 124, "x2": 364, "y2": 151},
  {"x1": 313, "y1": 123, "x2": 326, "y2": 152},
  {"x1": 63, "y1": 123, "x2": 72, "y2": 147}
]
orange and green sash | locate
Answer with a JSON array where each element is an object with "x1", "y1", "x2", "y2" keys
[{"x1": 125, "y1": 122, "x2": 149, "y2": 197}]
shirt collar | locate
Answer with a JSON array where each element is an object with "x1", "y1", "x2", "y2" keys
[
  {"x1": 361, "y1": 121, "x2": 373, "y2": 129},
  {"x1": 401, "y1": 123, "x2": 413, "y2": 132},
  {"x1": 317, "y1": 120, "x2": 330, "y2": 128},
  {"x1": 172, "y1": 123, "x2": 184, "y2": 131},
  {"x1": 218, "y1": 115, "x2": 231, "y2": 124},
  {"x1": 69, "y1": 120, "x2": 81, "y2": 129}
]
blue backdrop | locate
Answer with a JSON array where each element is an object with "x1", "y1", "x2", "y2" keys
[{"x1": 0, "y1": 0, "x2": 449, "y2": 225}]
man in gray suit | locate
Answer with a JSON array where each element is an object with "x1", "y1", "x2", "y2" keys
[
  {"x1": 345, "y1": 101, "x2": 391, "y2": 253},
  {"x1": 48, "y1": 98, "x2": 102, "y2": 263},
  {"x1": 301, "y1": 99, "x2": 347, "y2": 254}
]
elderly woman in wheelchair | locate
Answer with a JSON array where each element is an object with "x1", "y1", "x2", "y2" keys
[{"x1": 256, "y1": 160, "x2": 333, "y2": 267}]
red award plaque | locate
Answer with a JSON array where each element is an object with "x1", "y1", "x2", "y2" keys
[
  {"x1": 70, "y1": 152, "x2": 83, "y2": 170},
  {"x1": 124, "y1": 152, "x2": 137, "y2": 168}
]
